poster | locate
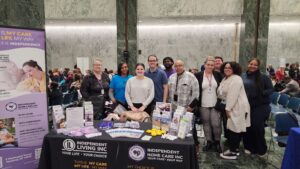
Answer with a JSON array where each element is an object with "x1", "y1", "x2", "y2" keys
[{"x1": 0, "y1": 27, "x2": 48, "y2": 169}]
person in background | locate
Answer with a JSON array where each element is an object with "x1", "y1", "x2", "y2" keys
[
  {"x1": 242, "y1": 58, "x2": 273, "y2": 156},
  {"x1": 275, "y1": 66, "x2": 285, "y2": 81},
  {"x1": 289, "y1": 63, "x2": 300, "y2": 81},
  {"x1": 194, "y1": 56, "x2": 223, "y2": 152},
  {"x1": 109, "y1": 62, "x2": 133, "y2": 107},
  {"x1": 125, "y1": 63, "x2": 154, "y2": 114},
  {"x1": 48, "y1": 82, "x2": 63, "y2": 106},
  {"x1": 145, "y1": 55, "x2": 168, "y2": 109},
  {"x1": 163, "y1": 57, "x2": 176, "y2": 79},
  {"x1": 16, "y1": 60, "x2": 46, "y2": 92},
  {"x1": 266, "y1": 64, "x2": 275, "y2": 76},
  {"x1": 80, "y1": 58, "x2": 110, "y2": 119},
  {"x1": 218, "y1": 62, "x2": 250, "y2": 160},
  {"x1": 214, "y1": 56, "x2": 223, "y2": 72},
  {"x1": 280, "y1": 75, "x2": 300, "y2": 97}
]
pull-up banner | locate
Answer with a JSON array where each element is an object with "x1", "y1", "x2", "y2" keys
[{"x1": 0, "y1": 26, "x2": 48, "y2": 169}]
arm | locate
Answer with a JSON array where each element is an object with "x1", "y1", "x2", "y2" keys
[
  {"x1": 225, "y1": 77, "x2": 242, "y2": 111},
  {"x1": 142, "y1": 79, "x2": 155, "y2": 107},
  {"x1": 163, "y1": 84, "x2": 168, "y2": 103},
  {"x1": 108, "y1": 89, "x2": 116, "y2": 103},
  {"x1": 262, "y1": 75, "x2": 274, "y2": 96},
  {"x1": 189, "y1": 75, "x2": 200, "y2": 106},
  {"x1": 125, "y1": 79, "x2": 134, "y2": 108},
  {"x1": 80, "y1": 76, "x2": 90, "y2": 100}
]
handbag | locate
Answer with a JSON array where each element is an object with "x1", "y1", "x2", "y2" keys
[{"x1": 215, "y1": 99, "x2": 226, "y2": 112}]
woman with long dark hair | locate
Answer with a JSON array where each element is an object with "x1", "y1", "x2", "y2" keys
[
  {"x1": 242, "y1": 58, "x2": 273, "y2": 156},
  {"x1": 109, "y1": 62, "x2": 133, "y2": 106}
]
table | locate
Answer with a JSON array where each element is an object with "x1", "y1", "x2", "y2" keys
[
  {"x1": 38, "y1": 122, "x2": 198, "y2": 169},
  {"x1": 281, "y1": 127, "x2": 300, "y2": 169}
]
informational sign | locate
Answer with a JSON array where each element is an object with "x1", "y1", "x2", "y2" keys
[{"x1": 0, "y1": 26, "x2": 48, "y2": 169}]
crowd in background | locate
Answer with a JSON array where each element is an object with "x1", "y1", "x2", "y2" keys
[{"x1": 46, "y1": 55, "x2": 300, "y2": 160}]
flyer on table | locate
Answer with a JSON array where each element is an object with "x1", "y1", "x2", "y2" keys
[{"x1": 0, "y1": 26, "x2": 48, "y2": 169}]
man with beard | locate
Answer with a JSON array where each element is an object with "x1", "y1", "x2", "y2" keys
[{"x1": 163, "y1": 57, "x2": 176, "y2": 79}]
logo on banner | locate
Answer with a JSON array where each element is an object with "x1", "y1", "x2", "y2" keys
[
  {"x1": 5, "y1": 102, "x2": 17, "y2": 112},
  {"x1": 129, "y1": 145, "x2": 145, "y2": 161},
  {"x1": 63, "y1": 139, "x2": 76, "y2": 151}
]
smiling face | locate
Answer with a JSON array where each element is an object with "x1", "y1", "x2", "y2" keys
[
  {"x1": 174, "y1": 60, "x2": 185, "y2": 74},
  {"x1": 214, "y1": 58, "x2": 223, "y2": 70},
  {"x1": 121, "y1": 63, "x2": 129, "y2": 75},
  {"x1": 204, "y1": 60, "x2": 215, "y2": 73},
  {"x1": 135, "y1": 65, "x2": 145, "y2": 77},
  {"x1": 248, "y1": 59, "x2": 259, "y2": 73},
  {"x1": 148, "y1": 55, "x2": 158, "y2": 69},
  {"x1": 93, "y1": 60, "x2": 102, "y2": 74},
  {"x1": 224, "y1": 63, "x2": 233, "y2": 77}
]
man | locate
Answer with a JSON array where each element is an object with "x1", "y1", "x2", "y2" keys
[
  {"x1": 168, "y1": 60, "x2": 200, "y2": 151},
  {"x1": 214, "y1": 56, "x2": 223, "y2": 72},
  {"x1": 0, "y1": 120, "x2": 15, "y2": 147},
  {"x1": 280, "y1": 75, "x2": 300, "y2": 96},
  {"x1": 163, "y1": 57, "x2": 176, "y2": 78},
  {"x1": 168, "y1": 60, "x2": 199, "y2": 110},
  {"x1": 145, "y1": 55, "x2": 168, "y2": 106}
]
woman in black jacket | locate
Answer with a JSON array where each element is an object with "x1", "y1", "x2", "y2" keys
[
  {"x1": 80, "y1": 58, "x2": 110, "y2": 119},
  {"x1": 242, "y1": 58, "x2": 273, "y2": 156},
  {"x1": 193, "y1": 56, "x2": 223, "y2": 152}
]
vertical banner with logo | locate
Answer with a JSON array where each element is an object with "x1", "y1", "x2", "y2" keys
[{"x1": 0, "y1": 27, "x2": 48, "y2": 169}]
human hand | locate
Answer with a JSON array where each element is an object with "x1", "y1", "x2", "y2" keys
[
  {"x1": 187, "y1": 106, "x2": 193, "y2": 112},
  {"x1": 138, "y1": 105, "x2": 146, "y2": 112},
  {"x1": 226, "y1": 110, "x2": 231, "y2": 118},
  {"x1": 131, "y1": 106, "x2": 138, "y2": 112}
]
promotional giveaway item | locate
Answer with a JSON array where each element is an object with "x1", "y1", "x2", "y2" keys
[{"x1": 84, "y1": 101, "x2": 93, "y2": 126}]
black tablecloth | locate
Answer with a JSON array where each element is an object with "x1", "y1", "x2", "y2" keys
[{"x1": 38, "y1": 122, "x2": 198, "y2": 169}]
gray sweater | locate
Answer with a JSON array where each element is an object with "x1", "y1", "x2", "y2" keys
[{"x1": 125, "y1": 76, "x2": 155, "y2": 107}]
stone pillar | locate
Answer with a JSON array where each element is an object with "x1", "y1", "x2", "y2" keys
[
  {"x1": 116, "y1": 0, "x2": 137, "y2": 73},
  {"x1": 0, "y1": 0, "x2": 44, "y2": 29},
  {"x1": 239, "y1": 0, "x2": 270, "y2": 72}
]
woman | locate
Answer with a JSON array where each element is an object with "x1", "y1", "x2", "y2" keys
[
  {"x1": 16, "y1": 60, "x2": 46, "y2": 92},
  {"x1": 194, "y1": 56, "x2": 223, "y2": 152},
  {"x1": 80, "y1": 58, "x2": 110, "y2": 119},
  {"x1": 125, "y1": 63, "x2": 154, "y2": 114},
  {"x1": 217, "y1": 62, "x2": 250, "y2": 160},
  {"x1": 109, "y1": 62, "x2": 133, "y2": 107},
  {"x1": 242, "y1": 58, "x2": 273, "y2": 156}
]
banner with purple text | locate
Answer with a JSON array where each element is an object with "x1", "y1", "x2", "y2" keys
[{"x1": 0, "y1": 27, "x2": 48, "y2": 169}]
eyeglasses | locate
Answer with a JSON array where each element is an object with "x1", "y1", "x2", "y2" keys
[{"x1": 224, "y1": 67, "x2": 232, "y2": 70}]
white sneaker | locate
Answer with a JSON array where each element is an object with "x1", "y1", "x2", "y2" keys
[
  {"x1": 244, "y1": 149, "x2": 251, "y2": 155},
  {"x1": 220, "y1": 150, "x2": 238, "y2": 160}
]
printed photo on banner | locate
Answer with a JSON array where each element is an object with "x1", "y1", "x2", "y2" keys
[
  {"x1": 0, "y1": 118, "x2": 17, "y2": 148},
  {"x1": 0, "y1": 53, "x2": 46, "y2": 94}
]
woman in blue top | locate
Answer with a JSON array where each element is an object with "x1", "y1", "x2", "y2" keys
[{"x1": 109, "y1": 62, "x2": 133, "y2": 107}]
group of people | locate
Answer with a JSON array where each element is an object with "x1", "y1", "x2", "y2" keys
[
  {"x1": 268, "y1": 62, "x2": 300, "y2": 97},
  {"x1": 58, "y1": 54, "x2": 275, "y2": 160}
]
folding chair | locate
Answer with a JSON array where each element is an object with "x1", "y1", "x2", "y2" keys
[{"x1": 271, "y1": 93, "x2": 290, "y2": 116}]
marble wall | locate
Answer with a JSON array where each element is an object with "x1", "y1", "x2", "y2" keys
[
  {"x1": 45, "y1": 20, "x2": 117, "y2": 71},
  {"x1": 44, "y1": 0, "x2": 117, "y2": 70},
  {"x1": 138, "y1": 0, "x2": 243, "y2": 17},
  {"x1": 267, "y1": 20, "x2": 300, "y2": 68},
  {"x1": 137, "y1": 18, "x2": 241, "y2": 69},
  {"x1": 0, "y1": 0, "x2": 44, "y2": 29},
  {"x1": 270, "y1": 0, "x2": 300, "y2": 15},
  {"x1": 45, "y1": 0, "x2": 116, "y2": 20}
]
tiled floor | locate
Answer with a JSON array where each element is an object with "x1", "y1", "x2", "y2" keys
[{"x1": 196, "y1": 126, "x2": 284, "y2": 169}]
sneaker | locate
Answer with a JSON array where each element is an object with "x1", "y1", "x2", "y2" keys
[
  {"x1": 244, "y1": 149, "x2": 251, "y2": 155},
  {"x1": 220, "y1": 150, "x2": 238, "y2": 160}
]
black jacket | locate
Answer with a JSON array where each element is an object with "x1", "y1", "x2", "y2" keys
[{"x1": 80, "y1": 72, "x2": 110, "y2": 100}]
